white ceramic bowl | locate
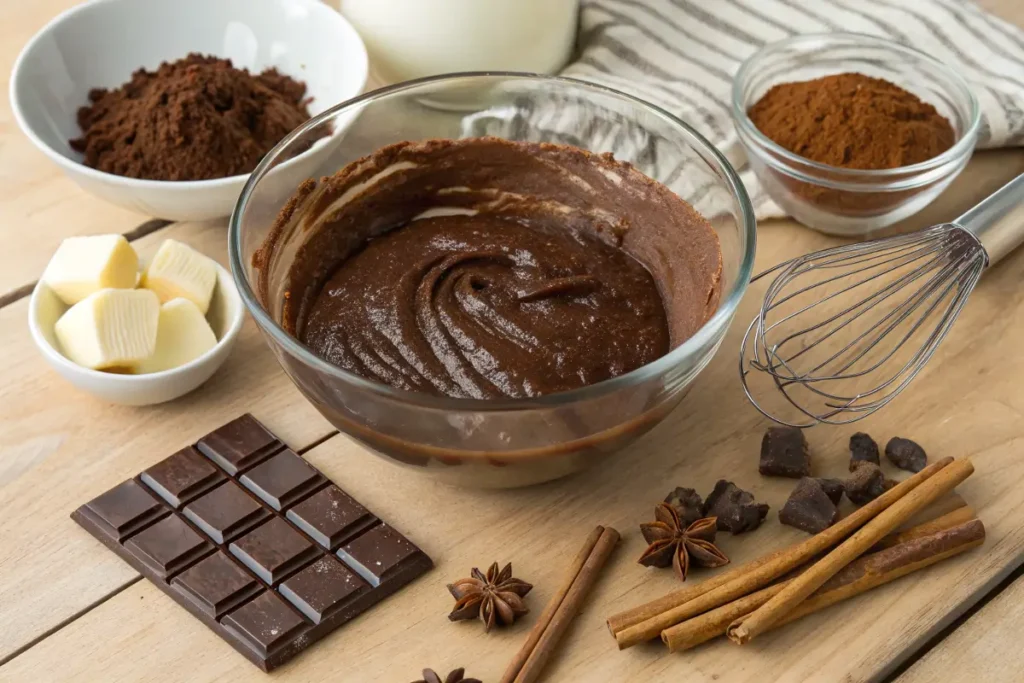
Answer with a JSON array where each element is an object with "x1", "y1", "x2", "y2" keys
[
  {"x1": 29, "y1": 263, "x2": 244, "y2": 406},
  {"x1": 10, "y1": 0, "x2": 368, "y2": 221}
]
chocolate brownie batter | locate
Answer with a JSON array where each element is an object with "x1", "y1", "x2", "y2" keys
[
  {"x1": 303, "y1": 213, "x2": 668, "y2": 398},
  {"x1": 256, "y1": 138, "x2": 723, "y2": 400}
]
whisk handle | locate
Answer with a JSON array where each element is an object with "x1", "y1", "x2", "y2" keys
[{"x1": 954, "y1": 172, "x2": 1024, "y2": 266}]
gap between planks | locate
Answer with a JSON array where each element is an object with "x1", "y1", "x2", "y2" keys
[
  {"x1": 883, "y1": 559, "x2": 1024, "y2": 682},
  {"x1": 0, "y1": 217, "x2": 172, "y2": 309},
  {"x1": 0, "y1": 576, "x2": 143, "y2": 667}
]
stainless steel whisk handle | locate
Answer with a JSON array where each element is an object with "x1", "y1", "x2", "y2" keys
[{"x1": 954, "y1": 172, "x2": 1024, "y2": 267}]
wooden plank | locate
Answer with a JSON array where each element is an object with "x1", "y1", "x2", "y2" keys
[
  {"x1": 0, "y1": 219, "x2": 335, "y2": 662},
  {"x1": 0, "y1": 0, "x2": 151, "y2": 300},
  {"x1": 896, "y1": 574, "x2": 1024, "y2": 683},
  {"x1": 2, "y1": 400, "x2": 1023, "y2": 683},
  {"x1": 3, "y1": 150, "x2": 1024, "y2": 681},
  {"x1": 978, "y1": 0, "x2": 1024, "y2": 25}
]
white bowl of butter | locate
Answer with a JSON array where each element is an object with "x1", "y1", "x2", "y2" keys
[{"x1": 29, "y1": 236, "x2": 244, "y2": 406}]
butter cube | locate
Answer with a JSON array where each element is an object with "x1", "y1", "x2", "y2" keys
[
  {"x1": 141, "y1": 239, "x2": 218, "y2": 314},
  {"x1": 137, "y1": 298, "x2": 218, "y2": 374},
  {"x1": 43, "y1": 235, "x2": 139, "y2": 305},
  {"x1": 55, "y1": 289, "x2": 159, "y2": 371}
]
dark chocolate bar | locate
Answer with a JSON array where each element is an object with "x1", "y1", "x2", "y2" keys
[{"x1": 72, "y1": 414, "x2": 433, "y2": 672}]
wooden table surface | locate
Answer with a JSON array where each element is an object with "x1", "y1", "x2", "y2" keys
[{"x1": 1, "y1": 2, "x2": 1023, "y2": 682}]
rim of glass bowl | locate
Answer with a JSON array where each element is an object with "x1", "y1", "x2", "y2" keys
[
  {"x1": 229, "y1": 72, "x2": 757, "y2": 411},
  {"x1": 731, "y1": 33, "x2": 981, "y2": 192}
]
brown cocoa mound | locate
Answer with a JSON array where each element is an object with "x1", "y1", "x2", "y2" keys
[
  {"x1": 747, "y1": 73, "x2": 957, "y2": 217},
  {"x1": 748, "y1": 73, "x2": 955, "y2": 171},
  {"x1": 70, "y1": 53, "x2": 316, "y2": 181}
]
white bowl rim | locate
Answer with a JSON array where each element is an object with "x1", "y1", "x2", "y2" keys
[
  {"x1": 29, "y1": 262, "x2": 245, "y2": 383},
  {"x1": 731, "y1": 32, "x2": 981, "y2": 185},
  {"x1": 230, "y1": 71, "x2": 758, "y2": 411},
  {"x1": 8, "y1": 0, "x2": 368, "y2": 190}
]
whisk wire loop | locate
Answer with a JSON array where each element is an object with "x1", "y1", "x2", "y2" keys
[{"x1": 740, "y1": 225, "x2": 987, "y2": 427}]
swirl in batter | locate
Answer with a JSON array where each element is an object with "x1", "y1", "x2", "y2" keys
[{"x1": 301, "y1": 214, "x2": 669, "y2": 398}]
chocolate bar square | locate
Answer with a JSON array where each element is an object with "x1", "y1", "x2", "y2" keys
[
  {"x1": 172, "y1": 552, "x2": 263, "y2": 619},
  {"x1": 240, "y1": 450, "x2": 326, "y2": 511},
  {"x1": 279, "y1": 556, "x2": 369, "y2": 624},
  {"x1": 141, "y1": 446, "x2": 224, "y2": 508},
  {"x1": 221, "y1": 591, "x2": 309, "y2": 659},
  {"x1": 337, "y1": 524, "x2": 430, "y2": 588},
  {"x1": 230, "y1": 517, "x2": 321, "y2": 585},
  {"x1": 124, "y1": 515, "x2": 213, "y2": 580},
  {"x1": 196, "y1": 414, "x2": 283, "y2": 475},
  {"x1": 286, "y1": 485, "x2": 376, "y2": 550},
  {"x1": 77, "y1": 479, "x2": 167, "y2": 542},
  {"x1": 72, "y1": 414, "x2": 432, "y2": 672},
  {"x1": 184, "y1": 483, "x2": 270, "y2": 544}
]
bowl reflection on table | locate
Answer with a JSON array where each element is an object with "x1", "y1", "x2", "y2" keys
[{"x1": 230, "y1": 73, "x2": 756, "y2": 488}]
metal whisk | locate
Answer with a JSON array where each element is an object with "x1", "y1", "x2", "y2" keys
[{"x1": 741, "y1": 173, "x2": 1024, "y2": 427}]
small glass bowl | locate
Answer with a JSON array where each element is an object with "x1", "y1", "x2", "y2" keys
[
  {"x1": 231, "y1": 73, "x2": 756, "y2": 488},
  {"x1": 732, "y1": 33, "x2": 980, "y2": 237}
]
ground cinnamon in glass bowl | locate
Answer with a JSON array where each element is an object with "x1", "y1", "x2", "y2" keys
[
  {"x1": 732, "y1": 34, "x2": 979, "y2": 237},
  {"x1": 748, "y1": 73, "x2": 955, "y2": 171}
]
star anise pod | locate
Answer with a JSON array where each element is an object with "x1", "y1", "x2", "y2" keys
[
  {"x1": 447, "y1": 561, "x2": 533, "y2": 632},
  {"x1": 638, "y1": 503, "x2": 730, "y2": 581},
  {"x1": 411, "y1": 667, "x2": 481, "y2": 683}
]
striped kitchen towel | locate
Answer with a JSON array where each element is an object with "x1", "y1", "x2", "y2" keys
[{"x1": 466, "y1": 0, "x2": 1024, "y2": 219}]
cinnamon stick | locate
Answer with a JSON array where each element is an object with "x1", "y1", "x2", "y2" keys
[
  {"x1": 610, "y1": 457, "x2": 953, "y2": 648},
  {"x1": 605, "y1": 548, "x2": 787, "y2": 638},
  {"x1": 727, "y1": 458, "x2": 973, "y2": 645},
  {"x1": 873, "y1": 504, "x2": 974, "y2": 551},
  {"x1": 499, "y1": 526, "x2": 605, "y2": 683},
  {"x1": 662, "y1": 514, "x2": 984, "y2": 651},
  {"x1": 505, "y1": 526, "x2": 619, "y2": 683},
  {"x1": 774, "y1": 517, "x2": 984, "y2": 627}
]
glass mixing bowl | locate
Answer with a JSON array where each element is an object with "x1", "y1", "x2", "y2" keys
[
  {"x1": 733, "y1": 33, "x2": 979, "y2": 237},
  {"x1": 230, "y1": 73, "x2": 755, "y2": 487}
]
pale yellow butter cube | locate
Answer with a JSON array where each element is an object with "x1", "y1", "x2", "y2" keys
[
  {"x1": 141, "y1": 239, "x2": 218, "y2": 314},
  {"x1": 54, "y1": 289, "x2": 159, "y2": 371},
  {"x1": 137, "y1": 298, "x2": 218, "y2": 374},
  {"x1": 43, "y1": 234, "x2": 139, "y2": 305}
]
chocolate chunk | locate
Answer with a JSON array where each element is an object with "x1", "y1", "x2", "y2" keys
[
  {"x1": 196, "y1": 414, "x2": 284, "y2": 475},
  {"x1": 286, "y1": 485, "x2": 377, "y2": 550},
  {"x1": 885, "y1": 437, "x2": 928, "y2": 473},
  {"x1": 663, "y1": 487, "x2": 704, "y2": 525},
  {"x1": 240, "y1": 449, "x2": 326, "y2": 511},
  {"x1": 141, "y1": 446, "x2": 224, "y2": 508},
  {"x1": 845, "y1": 463, "x2": 890, "y2": 505},
  {"x1": 221, "y1": 591, "x2": 309, "y2": 659},
  {"x1": 814, "y1": 477, "x2": 846, "y2": 505},
  {"x1": 171, "y1": 552, "x2": 262, "y2": 618},
  {"x1": 77, "y1": 479, "x2": 167, "y2": 542},
  {"x1": 703, "y1": 480, "x2": 769, "y2": 534},
  {"x1": 759, "y1": 427, "x2": 811, "y2": 478},
  {"x1": 779, "y1": 478, "x2": 839, "y2": 534},
  {"x1": 124, "y1": 515, "x2": 213, "y2": 580},
  {"x1": 848, "y1": 432, "x2": 880, "y2": 471},
  {"x1": 229, "y1": 517, "x2": 321, "y2": 585},
  {"x1": 279, "y1": 556, "x2": 369, "y2": 624},
  {"x1": 183, "y1": 483, "x2": 271, "y2": 544},
  {"x1": 71, "y1": 414, "x2": 433, "y2": 672}
]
